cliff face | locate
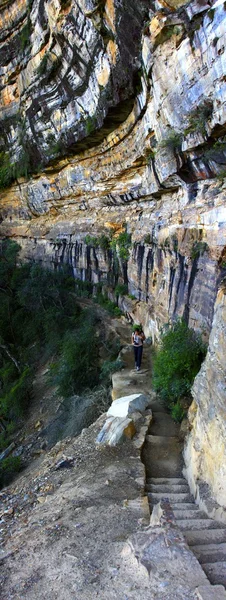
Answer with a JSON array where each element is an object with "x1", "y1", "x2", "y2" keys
[
  {"x1": 0, "y1": 0, "x2": 226, "y2": 508},
  {"x1": 184, "y1": 284, "x2": 226, "y2": 515}
]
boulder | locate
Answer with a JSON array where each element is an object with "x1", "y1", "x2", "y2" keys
[
  {"x1": 96, "y1": 416, "x2": 136, "y2": 446},
  {"x1": 107, "y1": 393, "x2": 150, "y2": 418}
]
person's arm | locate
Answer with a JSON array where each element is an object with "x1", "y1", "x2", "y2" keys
[{"x1": 131, "y1": 333, "x2": 134, "y2": 344}]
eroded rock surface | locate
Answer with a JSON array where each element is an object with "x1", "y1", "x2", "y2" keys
[{"x1": 184, "y1": 284, "x2": 226, "y2": 517}]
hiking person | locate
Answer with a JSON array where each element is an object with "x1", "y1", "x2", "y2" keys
[{"x1": 131, "y1": 325, "x2": 145, "y2": 371}]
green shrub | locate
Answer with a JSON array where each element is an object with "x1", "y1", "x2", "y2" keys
[
  {"x1": 50, "y1": 309, "x2": 100, "y2": 397},
  {"x1": 95, "y1": 293, "x2": 122, "y2": 316},
  {"x1": 132, "y1": 323, "x2": 142, "y2": 333},
  {"x1": 115, "y1": 283, "x2": 128, "y2": 296},
  {"x1": 0, "y1": 455, "x2": 21, "y2": 488},
  {"x1": 170, "y1": 400, "x2": 185, "y2": 423},
  {"x1": 100, "y1": 359, "x2": 123, "y2": 382},
  {"x1": 208, "y1": 8, "x2": 215, "y2": 21},
  {"x1": 191, "y1": 241, "x2": 209, "y2": 260},
  {"x1": 185, "y1": 102, "x2": 213, "y2": 137},
  {"x1": 0, "y1": 152, "x2": 14, "y2": 189},
  {"x1": 84, "y1": 234, "x2": 110, "y2": 250},
  {"x1": 152, "y1": 319, "x2": 206, "y2": 405},
  {"x1": 110, "y1": 231, "x2": 132, "y2": 262},
  {"x1": 20, "y1": 21, "x2": 31, "y2": 52},
  {"x1": 160, "y1": 130, "x2": 183, "y2": 152},
  {"x1": 0, "y1": 432, "x2": 10, "y2": 452},
  {"x1": 154, "y1": 25, "x2": 182, "y2": 47},
  {"x1": 1, "y1": 366, "x2": 33, "y2": 419},
  {"x1": 144, "y1": 234, "x2": 152, "y2": 244},
  {"x1": 37, "y1": 53, "x2": 49, "y2": 76}
]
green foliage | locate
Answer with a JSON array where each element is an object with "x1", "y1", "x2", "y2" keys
[
  {"x1": 0, "y1": 241, "x2": 80, "y2": 427},
  {"x1": 1, "y1": 366, "x2": 32, "y2": 419},
  {"x1": 50, "y1": 309, "x2": 100, "y2": 396},
  {"x1": 100, "y1": 359, "x2": 123, "y2": 383},
  {"x1": 74, "y1": 278, "x2": 93, "y2": 298},
  {"x1": 160, "y1": 130, "x2": 183, "y2": 151},
  {"x1": 185, "y1": 102, "x2": 213, "y2": 137},
  {"x1": 86, "y1": 116, "x2": 96, "y2": 136},
  {"x1": 154, "y1": 25, "x2": 182, "y2": 47},
  {"x1": 191, "y1": 241, "x2": 209, "y2": 260},
  {"x1": 110, "y1": 231, "x2": 132, "y2": 262},
  {"x1": 95, "y1": 293, "x2": 122, "y2": 316},
  {"x1": 20, "y1": 16, "x2": 31, "y2": 52},
  {"x1": 127, "y1": 293, "x2": 136, "y2": 300},
  {"x1": 208, "y1": 8, "x2": 215, "y2": 21},
  {"x1": 146, "y1": 151, "x2": 156, "y2": 165},
  {"x1": 84, "y1": 235, "x2": 99, "y2": 248},
  {"x1": 170, "y1": 400, "x2": 185, "y2": 423},
  {"x1": 98, "y1": 234, "x2": 111, "y2": 250},
  {"x1": 152, "y1": 319, "x2": 206, "y2": 406},
  {"x1": 144, "y1": 234, "x2": 152, "y2": 245},
  {"x1": 115, "y1": 283, "x2": 128, "y2": 296},
  {"x1": 0, "y1": 240, "x2": 126, "y2": 486},
  {"x1": 84, "y1": 234, "x2": 110, "y2": 250},
  {"x1": 132, "y1": 323, "x2": 142, "y2": 333},
  {"x1": 217, "y1": 168, "x2": 226, "y2": 181},
  {"x1": 37, "y1": 53, "x2": 49, "y2": 77},
  {"x1": 0, "y1": 455, "x2": 21, "y2": 487},
  {"x1": 0, "y1": 152, "x2": 14, "y2": 189}
]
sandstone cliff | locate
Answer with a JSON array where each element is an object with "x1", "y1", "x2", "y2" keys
[{"x1": 0, "y1": 0, "x2": 226, "y2": 510}]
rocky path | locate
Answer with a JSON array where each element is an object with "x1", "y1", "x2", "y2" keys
[{"x1": 142, "y1": 395, "x2": 226, "y2": 589}]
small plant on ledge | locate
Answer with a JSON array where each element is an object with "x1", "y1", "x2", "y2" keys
[
  {"x1": 160, "y1": 130, "x2": 183, "y2": 152},
  {"x1": 110, "y1": 231, "x2": 132, "y2": 262},
  {"x1": 191, "y1": 241, "x2": 209, "y2": 260},
  {"x1": 184, "y1": 102, "x2": 213, "y2": 138}
]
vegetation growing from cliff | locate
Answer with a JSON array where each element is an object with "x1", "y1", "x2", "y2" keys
[
  {"x1": 185, "y1": 102, "x2": 213, "y2": 138},
  {"x1": 160, "y1": 130, "x2": 183, "y2": 152},
  {"x1": 152, "y1": 319, "x2": 206, "y2": 421}
]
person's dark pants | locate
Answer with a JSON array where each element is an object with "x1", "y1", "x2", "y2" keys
[{"x1": 134, "y1": 345, "x2": 143, "y2": 369}]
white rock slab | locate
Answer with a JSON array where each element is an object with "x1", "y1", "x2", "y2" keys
[
  {"x1": 107, "y1": 393, "x2": 150, "y2": 418},
  {"x1": 96, "y1": 416, "x2": 133, "y2": 446}
]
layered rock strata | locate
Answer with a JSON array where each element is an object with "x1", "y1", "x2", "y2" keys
[{"x1": 1, "y1": 0, "x2": 226, "y2": 338}]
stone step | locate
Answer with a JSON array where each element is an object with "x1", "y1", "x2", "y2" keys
[
  {"x1": 173, "y1": 509, "x2": 210, "y2": 520},
  {"x1": 146, "y1": 435, "x2": 179, "y2": 445},
  {"x1": 146, "y1": 483, "x2": 189, "y2": 493},
  {"x1": 176, "y1": 519, "x2": 222, "y2": 531},
  {"x1": 150, "y1": 412, "x2": 180, "y2": 437},
  {"x1": 147, "y1": 492, "x2": 193, "y2": 504},
  {"x1": 184, "y1": 529, "x2": 226, "y2": 546},
  {"x1": 146, "y1": 477, "x2": 187, "y2": 486},
  {"x1": 192, "y1": 543, "x2": 226, "y2": 564},
  {"x1": 171, "y1": 502, "x2": 200, "y2": 511},
  {"x1": 201, "y1": 562, "x2": 226, "y2": 587}
]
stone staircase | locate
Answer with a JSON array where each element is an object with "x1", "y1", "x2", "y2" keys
[{"x1": 143, "y1": 405, "x2": 226, "y2": 590}]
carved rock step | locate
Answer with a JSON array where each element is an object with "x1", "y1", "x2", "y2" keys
[
  {"x1": 184, "y1": 529, "x2": 226, "y2": 546},
  {"x1": 173, "y1": 509, "x2": 212, "y2": 520},
  {"x1": 149, "y1": 412, "x2": 179, "y2": 437},
  {"x1": 201, "y1": 563, "x2": 226, "y2": 587},
  {"x1": 146, "y1": 483, "x2": 189, "y2": 493},
  {"x1": 171, "y1": 502, "x2": 201, "y2": 511},
  {"x1": 176, "y1": 519, "x2": 225, "y2": 531},
  {"x1": 147, "y1": 491, "x2": 193, "y2": 504},
  {"x1": 146, "y1": 435, "x2": 179, "y2": 445},
  {"x1": 192, "y1": 543, "x2": 226, "y2": 564},
  {"x1": 146, "y1": 477, "x2": 186, "y2": 485}
]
